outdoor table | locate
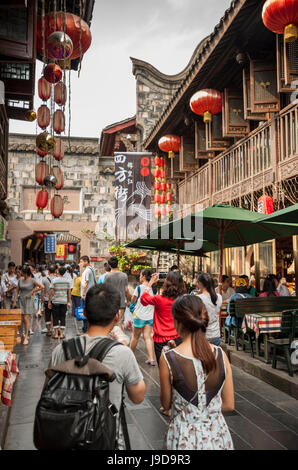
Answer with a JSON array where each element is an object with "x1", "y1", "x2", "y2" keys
[{"x1": 242, "y1": 313, "x2": 282, "y2": 363}]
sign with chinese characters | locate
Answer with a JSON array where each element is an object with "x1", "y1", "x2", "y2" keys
[
  {"x1": 56, "y1": 244, "x2": 66, "y2": 259},
  {"x1": 44, "y1": 234, "x2": 57, "y2": 253},
  {"x1": 114, "y1": 152, "x2": 152, "y2": 240}
]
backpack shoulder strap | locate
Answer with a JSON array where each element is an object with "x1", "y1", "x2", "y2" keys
[
  {"x1": 62, "y1": 337, "x2": 85, "y2": 360},
  {"x1": 89, "y1": 337, "x2": 121, "y2": 362}
]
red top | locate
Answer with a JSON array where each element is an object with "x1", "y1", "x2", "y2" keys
[
  {"x1": 140, "y1": 292, "x2": 179, "y2": 343},
  {"x1": 259, "y1": 292, "x2": 281, "y2": 297}
]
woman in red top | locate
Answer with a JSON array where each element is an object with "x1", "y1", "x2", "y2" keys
[
  {"x1": 140, "y1": 271, "x2": 187, "y2": 366},
  {"x1": 259, "y1": 275, "x2": 281, "y2": 298}
]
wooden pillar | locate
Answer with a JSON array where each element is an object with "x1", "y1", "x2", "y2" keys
[
  {"x1": 254, "y1": 243, "x2": 260, "y2": 292},
  {"x1": 293, "y1": 236, "x2": 298, "y2": 294}
]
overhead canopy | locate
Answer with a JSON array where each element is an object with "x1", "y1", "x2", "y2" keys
[
  {"x1": 256, "y1": 204, "x2": 298, "y2": 225},
  {"x1": 125, "y1": 237, "x2": 213, "y2": 256}
]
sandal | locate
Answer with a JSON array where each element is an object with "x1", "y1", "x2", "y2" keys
[
  {"x1": 46, "y1": 331, "x2": 52, "y2": 337},
  {"x1": 160, "y1": 407, "x2": 171, "y2": 417},
  {"x1": 23, "y1": 338, "x2": 29, "y2": 346}
]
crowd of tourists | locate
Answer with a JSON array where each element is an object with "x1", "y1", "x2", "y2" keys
[{"x1": 0, "y1": 257, "x2": 293, "y2": 450}]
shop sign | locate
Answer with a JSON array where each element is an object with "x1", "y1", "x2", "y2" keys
[
  {"x1": 56, "y1": 244, "x2": 66, "y2": 259},
  {"x1": 44, "y1": 234, "x2": 57, "y2": 253}
]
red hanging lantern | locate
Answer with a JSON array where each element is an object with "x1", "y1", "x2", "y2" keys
[
  {"x1": 159, "y1": 158, "x2": 165, "y2": 168},
  {"x1": 51, "y1": 166, "x2": 64, "y2": 190},
  {"x1": 258, "y1": 196, "x2": 274, "y2": 214},
  {"x1": 154, "y1": 192, "x2": 161, "y2": 204},
  {"x1": 54, "y1": 82, "x2": 67, "y2": 106},
  {"x1": 167, "y1": 192, "x2": 173, "y2": 203},
  {"x1": 262, "y1": 0, "x2": 298, "y2": 43},
  {"x1": 161, "y1": 182, "x2": 167, "y2": 192},
  {"x1": 160, "y1": 194, "x2": 166, "y2": 204},
  {"x1": 158, "y1": 135, "x2": 180, "y2": 159},
  {"x1": 154, "y1": 156, "x2": 160, "y2": 167},
  {"x1": 35, "y1": 161, "x2": 50, "y2": 185},
  {"x1": 36, "y1": 147, "x2": 48, "y2": 157},
  {"x1": 167, "y1": 183, "x2": 172, "y2": 190},
  {"x1": 154, "y1": 181, "x2": 161, "y2": 191},
  {"x1": 36, "y1": 189, "x2": 48, "y2": 214},
  {"x1": 154, "y1": 205, "x2": 161, "y2": 218},
  {"x1": 161, "y1": 205, "x2": 167, "y2": 217},
  {"x1": 50, "y1": 194, "x2": 64, "y2": 218},
  {"x1": 53, "y1": 137, "x2": 64, "y2": 161},
  {"x1": 44, "y1": 63, "x2": 62, "y2": 84},
  {"x1": 53, "y1": 109, "x2": 65, "y2": 134},
  {"x1": 37, "y1": 12, "x2": 92, "y2": 60},
  {"x1": 68, "y1": 244, "x2": 75, "y2": 253},
  {"x1": 160, "y1": 170, "x2": 166, "y2": 179},
  {"x1": 38, "y1": 77, "x2": 51, "y2": 101},
  {"x1": 154, "y1": 168, "x2": 161, "y2": 179},
  {"x1": 190, "y1": 89, "x2": 222, "y2": 123},
  {"x1": 37, "y1": 105, "x2": 50, "y2": 129}
]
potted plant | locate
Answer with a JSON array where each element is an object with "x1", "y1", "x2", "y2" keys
[
  {"x1": 109, "y1": 244, "x2": 127, "y2": 256},
  {"x1": 131, "y1": 265, "x2": 151, "y2": 276}
]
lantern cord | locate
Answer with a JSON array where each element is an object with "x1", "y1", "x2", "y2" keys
[
  {"x1": 68, "y1": 68, "x2": 71, "y2": 151},
  {"x1": 78, "y1": 0, "x2": 83, "y2": 77}
]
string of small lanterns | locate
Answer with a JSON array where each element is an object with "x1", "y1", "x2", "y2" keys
[{"x1": 26, "y1": 1, "x2": 92, "y2": 219}]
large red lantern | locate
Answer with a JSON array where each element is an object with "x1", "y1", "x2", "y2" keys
[
  {"x1": 158, "y1": 135, "x2": 180, "y2": 159},
  {"x1": 35, "y1": 161, "x2": 50, "y2": 185},
  {"x1": 50, "y1": 194, "x2": 64, "y2": 218},
  {"x1": 154, "y1": 193, "x2": 161, "y2": 204},
  {"x1": 53, "y1": 110, "x2": 65, "y2": 134},
  {"x1": 36, "y1": 147, "x2": 48, "y2": 157},
  {"x1": 38, "y1": 77, "x2": 51, "y2": 101},
  {"x1": 54, "y1": 82, "x2": 67, "y2": 106},
  {"x1": 37, "y1": 12, "x2": 92, "y2": 60},
  {"x1": 190, "y1": 89, "x2": 222, "y2": 123},
  {"x1": 36, "y1": 189, "x2": 49, "y2": 213},
  {"x1": 53, "y1": 137, "x2": 64, "y2": 161},
  {"x1": 37, "y1": 105, "x2": 50, "y2": 129},
  {"x1": 44, "y1": 63, "x2": 62, "y2": 84},
  {"x1": 154, "y1": 181, "x2": 161, "y2": 191},
  {"x1": 262, "y1": 0, "x2": 298, "y2": 43},
  {"x1": 51, "y1": 166, "x2": 64, "y2": 190},
  {"x1": 258, "y1": 196, "x2": 274, "y2": 214}
]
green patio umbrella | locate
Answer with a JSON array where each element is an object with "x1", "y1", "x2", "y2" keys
[{"x1": 256, "y1": 204, "x2": 298, "y2": 225}]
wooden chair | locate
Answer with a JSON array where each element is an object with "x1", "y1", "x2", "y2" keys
[
  {"x1": 268, "y1": 310, "x2": 298, "y2": 377},
  {"x1": 0, "y1": 309, "x2": 22, "y2": 326},
  {"x1": 0, "y1": 323, "x2": 18, "y2": 351}
]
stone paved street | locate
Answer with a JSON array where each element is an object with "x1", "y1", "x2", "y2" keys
[{"x1": 3, "y1": 315, "x2": 298, "y2": 450}]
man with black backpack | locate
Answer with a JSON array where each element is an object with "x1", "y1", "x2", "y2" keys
[{"x1": 34, "y1": 283, "x2": 145, "y2": 450}]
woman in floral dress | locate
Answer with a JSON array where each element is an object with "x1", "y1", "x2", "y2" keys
[{"x1": 159, "y1": 295, "x2": 234, "y2": 450}]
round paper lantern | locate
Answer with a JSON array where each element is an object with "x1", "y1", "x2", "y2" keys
[
  {"x1": 37, "y1": 12, "x2": 92, "y2": 60},
  {"x1": 50, "y1": 194, "x2": 64, "y2": 218},
  {"x1": 38, "y1": 77, "x2": 51, "y2": 101},
  {"x1": 53, "y1": 137, "x2": 64, "y2": 161},
  {"x1": 154, "y1": 181, "x2": 161, "y2": 191},
  {"x1": 190, "y1": 89, "x2": 222, "y2": 123},
  {"x1": 54, "y1": 82, "x2": 67, "y2": 106},
  {"x1": 51, "y1": 166, "x2": 64, "y2": 190},
  {"x1": 154, "y1": 193, "x2": 161, "y2": 204},
  {"x1": 262, "y1": 0, "x2": 298, "y2": 43},
  {"x1": 25, "y1": 110, "x2": 36, "y2": 122},
  {"x1": 258, "y1": 195, "x2": 274, "y2": 214},
  {"x1": 161, "y1": 182, "x2": 167, "y2": 192},
  {"x1": 37, "y1": 105, "x2": 50, "y2": 129},
  {"x1": 53, "y1": 109, "x2": 65, "y2": 134},
  {"x1": 160, "y1": 194, "x2": 166, "y2": 204},
  {"x1": 35, "y1": 161, "x2": 50, "y2": 185},
  {"x1": 44, "y1": 174, "x2": 57, "y2": 188},
  {"x1": 36, "y1": 132, "x2": 55, "y2": 153},
  {"x1": 154, "y1": 168, "x2": 161, "y2": 179},
  {"x1": 36, "y1": 189, "x2": 48, "y2": 213},
  {"x1": 44, "y1": 63, "x2": 62, "y2": 84},
  {"x1": 47, "y1": 31, "x2": 73, "y2": 60},
  {"x1": 158, "y1": 135, "x2": 180, "y2": 159}
]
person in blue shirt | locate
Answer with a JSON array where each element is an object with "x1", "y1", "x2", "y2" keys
[
  {"x1": 225, "y1": 277, "x2": 252, "y2": 328},
  {"x1": 98, "y1": 262, "x2": 111, "y2": 284}
]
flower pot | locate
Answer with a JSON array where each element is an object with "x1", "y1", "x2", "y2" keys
[{"x1": 131, "y1": 270, "x2": 141, "y2": 276}]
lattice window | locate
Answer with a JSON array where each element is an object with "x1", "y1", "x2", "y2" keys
[
  {"x1": 0, "y1": 63, "x2": 31, "y2": 81},
  {"x1": 6, "y1": 99, "x2": 30, "y2": 109}
]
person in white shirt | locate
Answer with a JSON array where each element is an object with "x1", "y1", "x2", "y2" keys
[
  {"x1": 2, "y1": 262, "x2": 18, "y2": 309},
  {"x1": 277, "y1": 277, "x2": 291, "y2": 297},
  {"x1": 196, "y1": 273, "x2": 222, "y2": 346},
  {"x1": 130, "y1": 269, "x2": 155, "y2": 366},
  {"x1": 215, "y1": 275, "x2": 235, "y2": 303}
]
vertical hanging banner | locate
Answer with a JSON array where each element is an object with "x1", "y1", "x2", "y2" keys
[{"x1": 114, "y1": 152, "x2": 152, "y2": 241}]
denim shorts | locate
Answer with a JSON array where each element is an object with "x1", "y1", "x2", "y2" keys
[{"x1": 133, "y1": 318, "x2": 153, "y2": 329}]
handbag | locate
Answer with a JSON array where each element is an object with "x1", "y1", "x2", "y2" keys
[
  {"x1": 75, "y1": 300, "x2": 86, "y2": 321},
  {"x1": 129, "y1": 285, "x2": 141, "y2": 314}
]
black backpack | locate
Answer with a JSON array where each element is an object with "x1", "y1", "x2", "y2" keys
[{"x1": 33, "y1": 337, "x2": 131, "y2": 450}]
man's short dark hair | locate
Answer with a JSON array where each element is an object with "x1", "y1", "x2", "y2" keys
[
  {"x1": 222, "y1": 275, "x2": 230, "y2": 283},
  {"x1": 49, "y1": 264, "x2": 56, "y2": 274},
  {"x1": 58, "y1": 267, "x2": 66, "y2": 276},
  {"x1": 170, "y1": 265, "x2": 179, "y2": 272},
  {"x1": 108, "y1": 256, "x2": 118, "y2": 269},
  {"x1": 85, "y1": 284, "x2": 121, "y2": 326},
  {"x1": 80, "y1": 256, "x2": 90, "y2": 263},
  {"x1": 8, "y1": 262, "x2": 16, "y2": 268}
]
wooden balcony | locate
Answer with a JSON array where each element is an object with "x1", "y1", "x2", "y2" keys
[{"x1": 178, "y1": 101, "x2": 298, "y2": 215}]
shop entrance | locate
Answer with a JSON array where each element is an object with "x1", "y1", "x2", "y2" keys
[{"x1": 22, "y1": 232, "x2": 81, "y2": 266}]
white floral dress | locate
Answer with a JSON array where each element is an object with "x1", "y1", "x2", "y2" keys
[{"x1": 163, "y1": 346, "x2": 234, "y2": 450}]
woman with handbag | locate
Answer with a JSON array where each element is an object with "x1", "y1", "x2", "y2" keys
[{"x1": 130, "y1": 269, "x2": 155, "y2": 366}]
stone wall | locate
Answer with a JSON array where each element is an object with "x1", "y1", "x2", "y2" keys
[{"x1": 1, "y1": 133, "x2": 116, "y2": 269}]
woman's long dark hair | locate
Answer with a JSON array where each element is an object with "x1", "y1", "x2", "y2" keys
[
  {"x1": 172, "y1": 295, "x2": 217, "y2": 374},
  {"x1": 22, "y1": 265, "x2": 33, "y2": 278},
  {"x1": 162, "y1": 272, "x2": 186, "y2": 299},
  {"x1": 262, "y1": 276, "x2": 278, "y2": 296},
  {"x1": 67, "y1": 266, "x2": 74, "y2": 279},
  {"x1": 141, "y1": 269, "x2": 151, "y2": 282},
  {"x1": 197, "y1": 273, "x2": 218, "y2": 306}
]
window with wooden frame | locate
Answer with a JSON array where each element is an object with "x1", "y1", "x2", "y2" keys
[
  {"x1": 179, "y1": 130, "x2": 198, "y2": 172},
  {"x1": 222, "y1": 88, "x2": 250, "y2": 137},
  {"x1": 205, "y1": 113, "x2": 231, "y2": 151},
  {"x1": 243, "y1": 68, "x2": 267, "y2": 121},
  {"x1": 276, "y1": 35, "x2": 298, "y2": 93},
  {"x1": 250, "y1": 59, "x2": 280, "y2": 113},
  {"x1": 194, "y1": 121, "x2": 214, "y2": 159}
]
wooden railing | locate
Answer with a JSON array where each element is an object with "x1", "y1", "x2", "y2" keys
[{"x1": 178, "y1": 101, "x2": 298, "y2": 211}]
